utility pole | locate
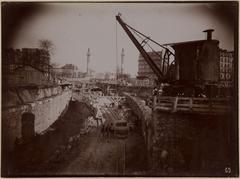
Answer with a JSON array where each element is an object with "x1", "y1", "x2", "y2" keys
[
  {"x1": 121, "y1": 48, "x2": 125, "y2": 75},
  {"x1": 87, "y1": 48, "x2": 90, "y2": 75}
]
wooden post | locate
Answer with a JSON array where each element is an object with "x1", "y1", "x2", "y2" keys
[
  {"x1": 172, "y1": 97, "x2": 178, "y2": 112},
  {"x1": 189, "y1": 98, "x2": 193, "y2": 111},
  {"x1": 123, "y1": 140, "x2": 126, "y2": 174},
  {"x1": 153, "y1": 96, "x2": 157, "y2": 108}
]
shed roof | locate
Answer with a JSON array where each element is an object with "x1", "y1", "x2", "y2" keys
[{"x1": 164, "y1": 39, "x2": 219, "y2": 48}]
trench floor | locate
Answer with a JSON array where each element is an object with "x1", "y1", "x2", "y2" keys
[{"x1": 12, "y1": 100, "x2": 147, "y2": 176}]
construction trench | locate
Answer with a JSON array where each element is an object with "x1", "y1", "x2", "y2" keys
[
  {"x1": 10, "y1": 99, "x2": 147, "y2": 176},
  {"x1": 7, "y1": 91, "x2": 234, "y2": 177},
  {"x1": 2, "y1": 5, "x2": 237, "y2": 177}
]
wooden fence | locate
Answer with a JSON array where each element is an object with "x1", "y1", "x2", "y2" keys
[{"x1": 154, "y1": 96, "x2": 231, "y2": 114}]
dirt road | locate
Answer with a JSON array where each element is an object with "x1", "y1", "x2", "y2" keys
[
  {"x1": 60, "y1": 128, "x2": 125, "y2": 175},
  {"x1": 60, "y1": 102, "x2": 148, "y2": 176}
]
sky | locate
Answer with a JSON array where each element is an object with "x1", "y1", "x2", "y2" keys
[{"x1": 7, "y1": 2, "x2": 236, "y2": 77}]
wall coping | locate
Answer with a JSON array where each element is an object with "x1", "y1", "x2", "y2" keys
[{"x1": 2, "y1": 89, "x2": 72, "y2": 113}]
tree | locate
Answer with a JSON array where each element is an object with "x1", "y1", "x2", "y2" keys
[
  {"x1": 38, "y1": 39, "x2": 55, "y2": 55},
  {"x1": 38, "y1": 39, "x2": 55, "y2": 81}
]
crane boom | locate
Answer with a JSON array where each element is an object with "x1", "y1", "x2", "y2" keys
[{"x1": 116, "y1": 14, "x2": 164, "y2": 81}]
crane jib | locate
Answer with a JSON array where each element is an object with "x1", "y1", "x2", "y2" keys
[{"x1": 116, "y1": 15, "x2": 165, "y2": 80}]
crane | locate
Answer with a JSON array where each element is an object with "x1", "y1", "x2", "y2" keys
[{"x1": 116, "y1": 14, "x2": 175, "y2": 83}]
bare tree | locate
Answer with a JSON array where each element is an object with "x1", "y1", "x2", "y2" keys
[{"x1": 38, "y1": 39, "x2": 55, "y2": 55}]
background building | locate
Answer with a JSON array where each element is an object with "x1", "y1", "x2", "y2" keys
[
  {"x1": 104, "y1": 72, "x2": 116, "y2": 80},
  {"x1": 138, "y1": 51, "x2": 167, "y2": 80},
  {"x1": 61, "y1": 64, "x2": 79, "y2": 78},
  {"x1": 78, "y1": 71, "x2": 87, "y2": 78},
  {"x1": 129, "y1": 77, "x2": 154, "y2": 87},
  {"x1": 219, "y1": 49, "x2": 234, "y2": 88}
]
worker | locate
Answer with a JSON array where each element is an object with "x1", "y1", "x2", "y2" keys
[
  {"x1": 158, "y1": 88, "x2": 163, "y2": 96},
  {"x1": 152, "y1": 87, "x2": 158, "y2": 106},
  {"x1": 152, "y1": 87, "x2": 158, "y2": 96},
  {"x1": 101, "y1": 124, "x2": 105, "y2": 137},
  {"x1": 99, "y1": 117, "x2": 103, "y2": 125},
  {"x1": 109, "y1": 123, "x2": 114, "y2": 137},
  {"x1": 106, "y1": 124, "x2": 110, "y2": 143}
]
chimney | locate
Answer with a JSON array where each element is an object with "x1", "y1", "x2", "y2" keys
[{"x1": 203, "y1": 29, "x2": 214, "y2": 40}]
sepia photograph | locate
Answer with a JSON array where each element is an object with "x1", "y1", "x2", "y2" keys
[{"x1": 1, "y1": 1, "x2": 239, "y2": 177}]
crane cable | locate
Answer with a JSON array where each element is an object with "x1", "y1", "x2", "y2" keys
[
  {"x1": 131, "y1": 27, "x2": 168, "y2": 74},
  {"x1": 124, "y1": 22, "x2": 175, "y2": 56},
  {"x1": 115, "y1": 18, "x2": 120, "y2": 98},
  {"x1": 118, "y1": 16, "x2": 169, "y2": 60},
  {"x1": 131, "y1": 28, "x2": 159, "y2": 56},
  {"x1": 116, "y1": 19, "x2": 119, "y2": 81}
]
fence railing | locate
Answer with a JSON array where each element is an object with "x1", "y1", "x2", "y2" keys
[{"x1": 154, "y1": 96, "x2": 231, "y2": 114}]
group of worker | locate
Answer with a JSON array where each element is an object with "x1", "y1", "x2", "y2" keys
[
  {"x1": 101, "y1": 122, "x2": 114, "y2": 139},
  {"x1": 152, "y1": 86, "x2": 163, "y2": 96}
]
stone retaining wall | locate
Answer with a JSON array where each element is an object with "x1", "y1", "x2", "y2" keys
[{"x1": 2, "y1": 86, "x2": 72, "y2": 152}]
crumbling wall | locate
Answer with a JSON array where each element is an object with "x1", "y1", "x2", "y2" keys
[{"x1": 123, "y1": 93, "x2": 152, "y2": 143}]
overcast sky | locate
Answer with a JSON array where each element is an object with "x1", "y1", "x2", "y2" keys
[{"x1": 11, "y1": 3, "x2": 235, "y2": 76}]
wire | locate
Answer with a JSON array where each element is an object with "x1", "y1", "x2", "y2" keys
[
  {"x1": 130, "y1": 25, "x2": 166, "y2": 60},
  {"x1": 131, "y1": 27, "x2": 168, "y2": 74},
  {"x1": 117, "y1": 14, "x2": 174, "y2": 80},
  {"x1": 124, "y1": 22, "x2": 175, "y2": 56},
  {"x1": 116, "y1": 20, "x2": 119, "y2": 80}
]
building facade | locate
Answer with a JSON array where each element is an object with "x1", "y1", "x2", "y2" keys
[
  {"x1": 138, "y1": 51, "x2": 165, "y2": 80},
  {"x1": 78, "y1": 72, "x2": 87, "y2": 78},
  {"x1": 219, "y1": 49, "x2": 234, "y2": 88},
  {"x1": 61, "y1": 64, "x2": 79, "y2": 78}
]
